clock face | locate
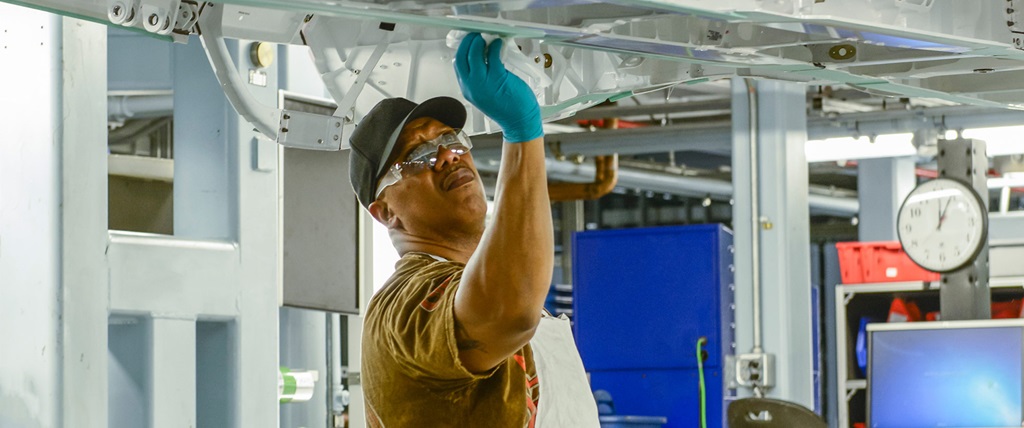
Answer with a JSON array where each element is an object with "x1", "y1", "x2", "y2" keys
[{"x1": 897, "y1": 178, "x2": 988, "y2": 273}]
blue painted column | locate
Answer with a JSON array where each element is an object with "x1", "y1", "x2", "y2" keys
[
  {"x1": 858, "y1": 157, "x2": 915, "y2": 241},
  {"x1": 173, "y1": 38, "x2": 237, "y2": 239},
  {"x1": 731, "y1": 78, "x2": 815, "y2": 408}
]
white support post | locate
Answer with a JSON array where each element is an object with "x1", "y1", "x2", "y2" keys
[
  {"x1": 1, "y1": 7, "x2": 109, "y2": 428},
  {"x1": 0, "y1": 8, "x2": 65, "y2": 428},
  {"x1": 150, "y1": 317, "x2": 197, "y2": 428},
  {"x1": 731, "y1": 78, "x2": 815, "y2": 408},
  {"x1": 60, "y1": 16, "x2": 110, "y2": 428}
]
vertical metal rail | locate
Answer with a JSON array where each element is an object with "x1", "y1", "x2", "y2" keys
[
  {"x1": 745, "y1": 79, "x2": 763, "y2": 357},
  {"x1": 325, "y1": 313, "x2": 335, "y2": 428}
]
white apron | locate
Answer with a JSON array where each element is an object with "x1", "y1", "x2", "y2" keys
[{"x1": 530, "y1": 313, "x2": 602, "y2": 428}]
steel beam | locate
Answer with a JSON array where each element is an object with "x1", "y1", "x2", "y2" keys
[{"x1": 938, "y1": 138, "x2": 991, "y2": 320}]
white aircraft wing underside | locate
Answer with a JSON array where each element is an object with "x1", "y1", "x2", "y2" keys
[{"x1": 8, "y1": 0, "x2": 1024, "y2": 148}]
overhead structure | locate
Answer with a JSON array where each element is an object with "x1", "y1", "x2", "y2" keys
[{"x1": 10, "y1": 0, "x2": 1024, "y2": 151}]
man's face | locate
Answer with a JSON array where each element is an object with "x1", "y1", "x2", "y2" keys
[{"x1": 372, "y1": 116, "x2": 487, "y2": 238}]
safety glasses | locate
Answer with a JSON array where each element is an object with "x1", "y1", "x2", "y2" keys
[{"x1": 375, "y1": 130, "x2": 473, "y2": 198}]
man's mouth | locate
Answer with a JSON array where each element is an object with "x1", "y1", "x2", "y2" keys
[{"x1": 444, "y1": 168, "x2": 476, "y2": 191}]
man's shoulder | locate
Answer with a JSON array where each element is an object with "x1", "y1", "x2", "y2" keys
[
  {"x1": 367, "y1": 253, "x2": 464, "y2": 315},
  {"x1": 391, "y1": 253, "x2": 464, "y2": 288}
]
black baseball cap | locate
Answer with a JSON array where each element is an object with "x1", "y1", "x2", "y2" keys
[{"x1": 348, "y1": 96, "x2": 467, "y2": 209}]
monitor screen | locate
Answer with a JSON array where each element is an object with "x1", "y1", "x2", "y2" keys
[{"x1": 868, "y1": 321, "x2": 1024, "y2": 428}]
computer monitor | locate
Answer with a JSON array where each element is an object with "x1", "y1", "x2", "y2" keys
[{"x1": 867, "y1": 319, "x2": 1024, "y2": 428}]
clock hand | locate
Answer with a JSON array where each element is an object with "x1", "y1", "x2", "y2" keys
[{"x1": 938, "y1": 197, "x2": 953, "y2": 230}]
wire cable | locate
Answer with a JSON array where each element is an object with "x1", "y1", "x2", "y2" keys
[{"x1": 696, "y1": 337, "x2": 708, "y2": 428}]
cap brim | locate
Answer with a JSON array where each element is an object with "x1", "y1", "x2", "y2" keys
[{"x1": 373, "y1": 96, "x2": 468, "y2": 178}]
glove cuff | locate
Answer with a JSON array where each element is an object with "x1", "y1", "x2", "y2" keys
[{"x1": 500, "y1": 107, "x2": 543, "y2": 144}]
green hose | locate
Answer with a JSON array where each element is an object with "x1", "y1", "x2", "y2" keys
[{"x1": 696, "y1": 337, "x2": 708, "y2": 428}]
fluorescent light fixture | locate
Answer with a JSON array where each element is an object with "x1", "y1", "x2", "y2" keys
[
  {"x1": 805, "y1": 133, "x2": 916, "y2": 163},
  {"x1": 959, "y1": 126, "x2": 1024, "y2": 157}
]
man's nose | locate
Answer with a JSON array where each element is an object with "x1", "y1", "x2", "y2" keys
[{"x1": 433, "y1": 145, "x2": 462, "y2": 171}]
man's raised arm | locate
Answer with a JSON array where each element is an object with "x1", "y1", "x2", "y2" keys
[{"x1": 452, "y1": 33, "x2": 554, "y2": 373}]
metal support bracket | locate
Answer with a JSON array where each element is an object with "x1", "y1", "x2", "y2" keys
[
  {"x1": 108, "y1": 0, "x2": 142, "y2": 26},
  {"x1": 140, "y1": 0, "x2": 180, "y2": 35},
  {"x1": 109, "y1": 0, "x2": 181, "y2": 35},
  {"x1": 332, "y1": 33, "x2": 391, "y2": 121},
  {"x1": 174, "y1": 1, "x2": 200, "y2": 35},
  {"x1": 938, "y1": 138, "x2": 991, "y2": 320},
  {"x1": 197, "y1": 3, "x2": 346, "y2": 151},
  {"x1": 843, "y1": 291, "x2": 855, "y2": 305},
  {"x1": 734, "y1": 352, "x2": 775, "y2": 392}
]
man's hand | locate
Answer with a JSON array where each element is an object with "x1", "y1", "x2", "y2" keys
[{"x1": 454, "y1": 32, "x2": 543, "y2": 144}]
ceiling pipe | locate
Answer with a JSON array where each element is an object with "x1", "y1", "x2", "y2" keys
[
  {"x1": 471, "y1": 106, "x2": 1024, "y2": 159},
  {"x1": 108, "y1": 94, "x2": 174, "y2": 123},
  {"x1": 548, "y1": 116, "x2": 620, "y2": 201},
  {"x1": 478, "y1": 158, "x2": 859, "y2": 216},
  {"x1": 567, "y1": 96, "x2": 733, "y2": 121},
  {"x1": 548, "y1": 154, "x2": 619, "y2": 201}
]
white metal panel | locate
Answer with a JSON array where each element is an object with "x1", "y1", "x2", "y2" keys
[
  {"x1": 0, "y1": 7, "x2": 63, "y2": 428},
  {"x1": 60, "y1": 16, "x2": 110, "y2": 428},
  {"x1": 107, "y1": 233, "x2": 242, "y2": 317},
  {"x1": 10, "y1": 0, "x2": 1024, "y2": 144}
]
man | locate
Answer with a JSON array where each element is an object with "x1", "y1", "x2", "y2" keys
[{"x1": 347, "y1": 33, "x2": 600, "y2": 427}]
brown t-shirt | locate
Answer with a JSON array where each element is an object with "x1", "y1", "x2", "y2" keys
[{"x1": 362, "y1": 253, "x2": 540, "y2": 427}]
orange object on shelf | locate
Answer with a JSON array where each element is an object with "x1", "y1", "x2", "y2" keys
[
  {"x1": 992, "y1": 299, "x2": 1023, "y2": 319},
  {"x1": 836, "y1": 241, "x2": 941, "y2": 284},
  {"x1": 888, "y1": 297, "x2": 922, "y2": 323}
]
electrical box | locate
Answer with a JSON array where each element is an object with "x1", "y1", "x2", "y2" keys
[{"x1": 573, "y1": 224, "x2": 735, "y2": 428}]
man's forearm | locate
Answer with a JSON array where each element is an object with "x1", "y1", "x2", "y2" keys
[{"x1": 463, "y1": 136, "x2": 553, "y2": 324}]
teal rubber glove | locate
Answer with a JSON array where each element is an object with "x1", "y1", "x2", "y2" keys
[{"x1": 455, "y1": 33, "x2": 543, "y2": 144}]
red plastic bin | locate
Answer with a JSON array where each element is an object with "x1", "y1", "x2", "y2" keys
[{"x1": 836, "y1": 241, "x2": 940, "y2": 284}]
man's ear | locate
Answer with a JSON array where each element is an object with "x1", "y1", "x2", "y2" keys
[{"x1": 368, "y1": 199, "x2": 396, "y2": 228}]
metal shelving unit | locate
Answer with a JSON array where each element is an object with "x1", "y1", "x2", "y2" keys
[{"x1": 834, "y1": 277, "x2": 1024, "y2": 427}]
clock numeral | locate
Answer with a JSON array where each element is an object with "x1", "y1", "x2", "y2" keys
[
  {"x1": 911, "y1": 240, "x2": 918, "y2": 248},
  {"x1": 939, "y1": 253, "x2": 946, "y2": 262},
  {"x1": 904, "y1": 224, "x2": 912, "y2": 233},
  {"x1": 911, "y1": 207, "x2": 922, "y2": 218}
]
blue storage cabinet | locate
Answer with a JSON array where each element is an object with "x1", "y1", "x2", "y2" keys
[{"x1": 573, "y1": 224, "x2": 735, "y2": 428}]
